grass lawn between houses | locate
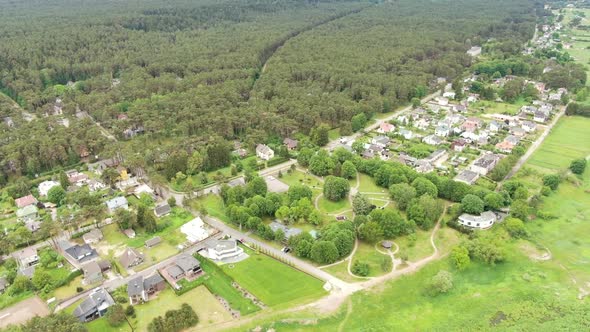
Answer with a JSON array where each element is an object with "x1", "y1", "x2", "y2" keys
[
  {"x1": 221, "y1": 248, "x2": 326, "y2": 308},
  {"x1": 317, "y1": 196, "x2": 350, "y2": 215}
]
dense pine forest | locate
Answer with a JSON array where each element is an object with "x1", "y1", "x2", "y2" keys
[{"x1": 0, "y1": 0, "x2": 536, "y2": 183}]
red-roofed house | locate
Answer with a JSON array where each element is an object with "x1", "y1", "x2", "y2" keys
[
  {"x1": 377, "y1": 122, "x2": 396, "y2": 134},
  {"x1": 15, "y1": 195, "x2": 37, "y2": 209}
]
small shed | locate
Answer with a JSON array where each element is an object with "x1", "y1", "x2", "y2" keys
[
  {"x1": 381, "y1": 241, "x2": 393, "y2": 250},
  {"x1": 145, "y1": 236, "x2": 162, "y2": 248}
]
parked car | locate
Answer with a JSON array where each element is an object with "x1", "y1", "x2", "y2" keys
[{"x1": 281, "y1": 247, "x2": 291, "y2": 253}]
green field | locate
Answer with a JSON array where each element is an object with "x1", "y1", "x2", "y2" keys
[
  {"x1": 221, "y1": 249, "x2": 326, "y2": 307},
  {"x1": 357, "y1": 173, "x2": 386, "y2": 193},
  {"x1": 317, "y1": 196, "x2": 350, "y2": 214},
  {"x1": 322, "y1": 261, "x2": 364, "y2": 283},
  {"x1": 472, "y1": 98, "x2": 526, "y2": 115},
  {"x1": 525, "y1": 116, "x2": 590, "y2": 173}
]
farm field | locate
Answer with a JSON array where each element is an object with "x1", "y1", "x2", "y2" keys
[
  {"x1": 524, "y1": 116, "x2": 590, "y2": 173},
  {"x1": 221, "y1": 249, "x2": 326, "y2": 307}
]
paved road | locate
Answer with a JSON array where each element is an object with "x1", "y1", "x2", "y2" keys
[
  {"x1": 324, "y1": 91, "x2": 441, "y2": 151},
  {"x1": 504, "y1": 107, "x2": 566, "y2": 180}
]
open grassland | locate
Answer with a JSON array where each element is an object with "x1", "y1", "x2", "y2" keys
[
  {"x1": 395, "y1": 229, "x2": 434, "y2": 262},
  {"x1": 230, "y1": 245, "x2": 589, "y2": 331},
  {"x1": 524, "y1": 116, "x2": 590, "y2": 173},
  {"x1": 322, "y1": 261, "x2": 364, "y2": 283},
  {"x1": 221, "y1": 249, "x2": 326, "y2": 307},
  {"x1": 317, "y1": 196, "x2": 350, "y2": 214}
]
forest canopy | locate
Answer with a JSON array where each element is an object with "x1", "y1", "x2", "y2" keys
[{"x1": 0, "y1": 0, "x2": 535, "y2": 182}]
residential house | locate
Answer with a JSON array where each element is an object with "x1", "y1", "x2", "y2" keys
[
  {"x1": 83, "y1": 229, "x2": 103, "y2": 245},
  {"x1": 466, "y1": 46, "x2": 482, "y2": 57},
  {"x1": 414, "y1": 160, "x2": 434, "y2": 173},
  {"x1": 145, "y1": 236, "x2": 162, "y2": 248},
  {"x1": 470, "y1": 153, "x2": 502, "y2": 175},
  {"x1": 73, "y1": 288, "x2": 115, "y2": 322},
  {"x1": 422, "y1": 135, "x2": 442, "y2": 146},
  {"x1": 398, "y1": 129, "x2": 414, "y2": 140},
  {"x1": 105, "y1": 196, "x2": 128, "y2": 214},
  {"x1": 256, "y1": 144, "x2": 274, "y2": 161},
  {"x1": 521, "y1": 121, "x2": 537, "y2": 133},
  {"x1": 16, "y1": 205, "x2": 38, "y2": 223},
  {"x1": 82, "y1": 261, "x2": 103, "y2": 284},
  {"x1": 127, "y1": 273, "x2": 166, "y2": 305},
  {"x1": 180, "y1": 217, "x2": 210, "y2": 243},
  {"x1": 14, "y1": 247, "x2": 39, "y2": 267},
  {"x1": 458, "y1": 211, "x2": 497, "y2": 229},
  {"x1": 424, "y1": 149, "x2": 448, "y2": 166},
  {"x1": 488, "y1": 120, "x2": 503, "y2": 132},
  {"x1": 154, "y1": 203, "x2": 171, "y2": 218},
  {"x1": 88, "y1": 180, "x2": 106, "y2": 192},
  {"x1": 283, "y1": 138, "x2": 299, "y2": 151},
  {"x1": 38, "y1": 180, "x2": 60, "y2": 197},
  {"x1": 454, "y1": 169, "x2": 480, "y2": 185},
  {"x1": 119, "y1": 248, "x2": 145, "y2": 269},
  {"x1": 15, "y1": 194, "x2": 37, "y2": 209},
  {"x1": 509, "y1": 126, "x2": 526, "y2": 137},
  {"x1": 397, "y1": 115, "x2": 409, "y2": 125},
  {"x1": 414, "y1": 118, "x2": 430, "y2": 130},
  {"x1": 207, "y1": 239, "x2": 244, "y2": 261},
  {"x1": 66, "y1": 170, "x2": 89, "y2": 185},
  {"x1": 371, "y1": 135, "x2": 390, "y2": 148},
  {"x1": 451, "y1": 139, "x2": 467, "y2": 152},
  {"x1": 520, "y1": 105, "x2": 538, "y2": 114},
  {"x1": 65, "y1": 244, "x2": 98, "y2": 264},
  {"x1": 133, "y1": 184, "x2": 155, "y2": 200},
  {"x1": 166, "y1": 254, "x2": 202, "y2": 281},
  {"x1": 496, "y1": 137, "x2": 518, "y2": 153},
  {"x1": 442, "y1": 91, "x2": 456, "y2": 99},
  {"x1": 435, "y1": 124, "x2": 450, "y2": 137},
  {"x1": 433, "y1": 97, "x2": 449, "y2": 106},
  {"x1": 533, "y1": 110, "x2": 549, "y2": 123},
  {"x1": 377, "y1": 122, "x2": 395, "y2": 134}
]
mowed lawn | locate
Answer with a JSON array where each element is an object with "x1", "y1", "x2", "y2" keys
[
  {"x1": 352, "y1": 242, "x2": 391, "y2": 277},
  {"x1": 221, "y1": 250, "x2": 326, "y2": 307},
  {"x1": 526, "y1": 116, "x2": 590, "y2": 173}
]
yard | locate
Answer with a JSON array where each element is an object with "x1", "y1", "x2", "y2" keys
[
  {"x1": 316, "y1": 196, "x2": 351, "y2": 215},
  {"x1": 472, "y1": 98, "x2": 526, "y2": 115},
  {"x1": 191, "y1": 194, "x2": 229, "y2": 223},
  {"x1": 221, "y1": 248, "x2": 326, "y2": 307}
]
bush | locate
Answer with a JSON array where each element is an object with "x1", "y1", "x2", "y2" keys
[
  {"x1": 125, "y1": 305, "x2": 135, "y2": 316},
  {"x1": 148, "y1": 303, "x2": 199, "y2": 332},
  {"x1": 540, "y1": 186, "x2": 552, "y2": 196},
  {"x1": 426, "y1": 270, "x2": 453, "y2": 296},
  {"x1": 352, "y1": 260, "x2": 370, "y2": 276},
  {"x1": 266, "y1": 157, "x2": 288, "y2": 167},
  {"x1": 504, "y1": 217, "x2": 528, "y2": 238},
  {"x1": 569, "y1": 158, "x2": 587, "y2": 175},
  {"x1": 76, "y1": 287, "x2": 84, "y2": 293},
  {"x1": 380, "y1": 256, "x2": 393, "y2": 272},
  {"x1": 542, "y1": 174, "x2": 560, "y2": 191}
]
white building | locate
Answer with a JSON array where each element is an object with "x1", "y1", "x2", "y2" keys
[
  {"x1": 466, "y1": 46, "x2": 482, "y2": 57},
  {"x1": 256, "y1": 144, "x2": 274, "y2": 161},
  {"x1": 39, "y1": 180, "x2": 60, "y2": 197},
  {"x1": 105, "y1": 196, "x2": 128, "y2": 214},
  {"x1": 458, "y1": 211, "x2": 497, "y2": 229},
  {"x1": 207, "y1": 240, "x2": 244, "y2": 261},
  {"x1": 180, "y1": 217, "x2": 209, "y2": 243}
]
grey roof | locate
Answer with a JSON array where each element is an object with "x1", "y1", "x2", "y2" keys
[
  {"x1": 144, "y1": 273, "x2": 164, "y2": 289},
  {"x1": 106, "y1": 196, "x2": 128, "y2": 210},
  {"x1": 227, "y1": 177, "x2": 246, "y2": 187},
  {"x1": 73, "y1": 288, "x2": 114, "y2": 320},
  {"x1": 119, "y1": 248, "x2": 144, "y2": 269},
  {"x1": 381, "y1": 241, "x2": 393, "y2": 249},
  {"x1": 65, "y1": 244, "x2": 98, "y2": 262},
  {"x1": 83, "y1": 261, "x2": 101, "y2": 276},
  {"x1": 372, "y1": 136, "x2": 390, "y2": 145},
  {"x1": 154, "y1": 203, "x2": 171, "y2": 217},
  {"x1": 145, "y1": 236, "x2": 162, "y2": 247},
  {"x1": 256, "y1": 144, "x2": 273, "y2": 154},
  {"x1": 167, "y1": 265, "x2": 184, "y2": 279},
  {"x1": 127, "y1": 276, "x2": 144, "y2": 297},
  {"x1": 454, "y1": 170, "x2": 479, "y2": 184},
  {"x1": 473, "y1": 154, "x2": 501, "y2": 168},
  {"x1": 175, "y1": 254, "x2": 200, "y2": 272},
  {"x1": 459, "y1": 211, "x2": 497, "y2": 223}
]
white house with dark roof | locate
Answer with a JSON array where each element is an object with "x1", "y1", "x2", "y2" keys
[
  {"x1": 256, "y1": 144, "x2": 274, "y2": 161},
  {"x1": 470, "y1": 153, "x2": 502, "y2": 175},
  {"x1": 73, "y1": 288, "x2": 115, "y2": 322},
  {"x1": 38, "y1": 180, "x2": 60, "y2": 197}
]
